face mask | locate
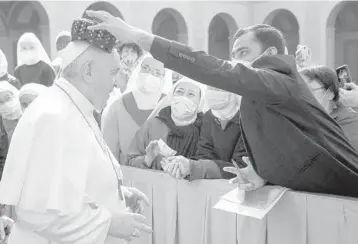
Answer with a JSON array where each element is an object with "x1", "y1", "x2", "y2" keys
[
  {"x1": 206, "y1": 90, "x2": 232, "y2": 110},
  {"x1": 0, "y1": 98, "x2": 22, "y2": 120},
  {"x1": 122, "y1": 54, "x2": 137, "y2": 69},
  {"x1": 171, "y1": 96, "x2": 198, "y2": 119},
  {"x1": 21, "y1": 51, "x2": 40, "y2": 65},
  {"x1": 137, "y1": 73, "x2": 162, "y2": 93}
]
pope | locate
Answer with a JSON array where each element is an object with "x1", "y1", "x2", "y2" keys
[{"x1": 0, "y1": 18, "x2": 152, "y2": 244}]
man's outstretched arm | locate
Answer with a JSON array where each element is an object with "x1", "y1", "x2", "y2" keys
[{"x1": 87, "y1": 11, "x2": 296, "y2": 103}]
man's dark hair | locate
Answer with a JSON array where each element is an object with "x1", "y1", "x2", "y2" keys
[
  {"x1": 300, "y1": 65, "x2": 340, "y2": 101},
  {"x1": 116, "y1": 42, "x2": 143, "y2": 58},
  {"x1": 233, "y1": 24, "x2": 286, "y2": 55}
]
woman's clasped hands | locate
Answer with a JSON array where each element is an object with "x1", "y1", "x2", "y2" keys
[{"x1": 161, "y1": 156, "x2": 191, "y2": 179}]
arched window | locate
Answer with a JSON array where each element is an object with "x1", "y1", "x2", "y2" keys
[
  {"x1": 208, "y1": 13, "x2": 237, "y2": 60},
  {"x1": 327, "y1": 2, "x2": 358, "y2": 82},
  {"x1": 264, "y1": 9, "x2": 300, "y2": 55},
  {"x1": 152, "y1": 8, "x2": 188, "y2": 45}
]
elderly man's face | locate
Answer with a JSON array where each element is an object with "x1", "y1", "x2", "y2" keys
[
  {"x1": 90, "y1": 52, "x2": 120, "y2": 111},
  {"x1": 232, "y1": 32, "x2": 264, "y2": 62}
]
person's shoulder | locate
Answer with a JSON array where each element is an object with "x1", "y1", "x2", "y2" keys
[
  {"x1": 23, "y1": 88, "x2": 68, "y2": 123},
  {"x1": 102, "y1": 95, "x2": 125, "y2": 118},
  {"x1": 202, "y1": 110, "x2": 215, "y2": 122},
  {"x1": 252, "y1": 54, "x2": 297, "y2": 76}
]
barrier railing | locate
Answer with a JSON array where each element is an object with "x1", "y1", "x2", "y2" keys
[{"x1": 122, "y1": 166, "x2": 358, "y2": 244}]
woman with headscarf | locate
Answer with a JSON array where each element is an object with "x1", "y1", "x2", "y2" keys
[
  {"x1": 14, "y1": 33, "x2": 55, "y2": 87},
  {"x1": 52, "y1": 31, "x2": 71, "y2": 77},
  {"x1": 0, "y1": 81, "x2": 22, "y2": 142},
  {"x1": 102, "y1": 55, "x2": 172, "y2": 164},
  {"x1": 126, "y1": 77, "x2": 205, "y2": 170},
  {"x1": 19, "y1": 83, "x2": 47, "y2": 111},
  {"x1": 0, "y1": 49, "x2": 21, "y2": 89}
]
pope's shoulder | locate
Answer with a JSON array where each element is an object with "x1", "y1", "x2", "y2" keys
[
  {"x1": 102, "y1": 92, "x2": 128, "y2": 118},
  {"x1": 19, "y1": 86, "x2": 72, "y2": 127}
]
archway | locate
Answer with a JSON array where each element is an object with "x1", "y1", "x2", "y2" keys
[
  {"x1": 5, "y1": 1, "x2": 50, "y2": 71},
  {"x1": 0, "y1": 9, "x2": 10, "y2": 68},
  {"x1": 264, "y1": 9, "x2": 300, "y2": 55},
  {"x1": 152, "y1": 8, "x2": 188, "y2": 44},
  {"x1": 83, "y1": 1, "x2": 124, "y2": 20},
  {"x1": 327, "y1": 2, "x2": 358, "y2": 82},
  {"x1": 208, "y1": 13, "x2": 237, "y2": 60}
]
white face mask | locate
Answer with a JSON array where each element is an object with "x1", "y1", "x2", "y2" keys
[
  {"x1": 137, "y1": 73, "x2": 162, "y2": 93},
  {"x1": 206, "y1": 90, "x2": 232, "y2": 110},
  {"x1": 0, "y1": 98, "x2": 22, "y2": 120},
  {"x1": 21, "y1": 50, "x2": 40, "y2": 65},
  {"x1": 171, "y1": 96, "x2": 198, "y2": 119}
]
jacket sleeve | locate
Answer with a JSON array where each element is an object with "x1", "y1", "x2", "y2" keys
[
  {"x1": 0, "y1": 119, "x2": 8, "y2": 180},
  {"x1": 15, "y1": 203, "x2": 111, "y2": 244},
  {"x1": 150, "y1": 37, "x2": 296, "y2": 103},
  {"x1": 188, "y1": 115, "x2": 237, "y2": 180},
  {"x1": 191, "y1": 115, "x2": 219, "y2": 161},
  {"x1": 101, "y1": 103, "x2": 122, "y2": 163}
]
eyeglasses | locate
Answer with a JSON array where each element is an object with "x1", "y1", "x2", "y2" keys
[{"x1": 140, "y1": 64, "x2": 165, "y2": 78}]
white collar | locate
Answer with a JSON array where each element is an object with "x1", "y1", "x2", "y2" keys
[{"x1": 55, "y1": 78, "x2": 95, "y2": 117}]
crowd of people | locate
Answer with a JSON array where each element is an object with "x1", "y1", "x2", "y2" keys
[{"x1": 0, "y1": 10, "x2": 357, "y2": 243}]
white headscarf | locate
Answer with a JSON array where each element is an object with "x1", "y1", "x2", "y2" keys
[
  {"x1": 0, "y1": 81, "x2": 22, "y2": 120},
  {"x1": 0, "y1": 49, "x2": 8, "y2": 77},
  {"x1": 17, "y1": 33, "x2": 53, "y2": 68},
  {"x1": 124, "y1": 54, "x2": 173, "y2": 110},
  {"x1": 19, "y1": 83, "x2": 47, "y2": 99},
  {"x1": 147, "y1": 77, "x2": 207, "y2": 123}
]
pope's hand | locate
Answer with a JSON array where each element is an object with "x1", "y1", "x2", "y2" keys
[
  {"x1": 109, "y1": 211, "x2": 152, "y2": 241},
  {"x1": 339, "y1": 83, "x2": 358, "y2": 108},
  {"x1": 123, "y1": 187, "x2": 150, "y2": 214},
  {"x1": 223, "y1": 157, "x2": 266, "y2": 191},
  {"x1": 86, "y1": 10, "x2": 137, "y2": 44},
  {"x1": 0, "y1": 216, "x2": 14, "y2": 243}
]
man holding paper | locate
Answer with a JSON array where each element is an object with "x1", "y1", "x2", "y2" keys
[{"x1": 86, "y1": 11, "x2": 358, "y2": 198}]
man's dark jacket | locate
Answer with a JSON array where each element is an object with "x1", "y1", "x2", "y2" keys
[{"x1": 150, "y1": 36, "x2": 358, "y2": 198}]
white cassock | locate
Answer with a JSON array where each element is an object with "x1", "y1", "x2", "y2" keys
[{"x1": 0, "y1": 78, "x2": 127, "y2": 244}]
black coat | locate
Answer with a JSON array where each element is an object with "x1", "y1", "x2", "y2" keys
[
  {"x1": 192, "y1": 110, "x2": 247, "y2": 179},
  {"x1": 150, "y1": 36, "x2": 358, "y2": 197}
]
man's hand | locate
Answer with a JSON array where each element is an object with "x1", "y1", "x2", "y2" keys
[
  {"x1": 0, "y1": 216, "x2": 14, "y2": 244},
  {"x1": 339, "y1": 83, "x2": 358, "y2": 108},
  {"x1": 223, "y1": 157, "x2": 266, "y2": 191},
  {"x1": 108, "y1": 211, "x2": 152, "y2": 241},
  {"x1": 123, "y1": 187, "x2": 150, "y2": 214},
  {"x1": 86, "y1": 11, "x2": 155, "y2": 52}
]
